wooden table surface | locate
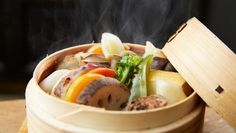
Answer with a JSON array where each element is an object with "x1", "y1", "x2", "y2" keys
[{"x1": 0, "y1": 99, "x2": 235, "y2": 133}]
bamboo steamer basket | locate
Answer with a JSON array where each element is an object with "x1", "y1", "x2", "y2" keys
[
  {"x1": 25, "y1": 42, "x2": 204, "y2": 133},
  {"x1": 26, "y1": 17, "x2": 236, "y2": 132}
]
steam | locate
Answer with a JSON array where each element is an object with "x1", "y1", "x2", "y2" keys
[{"x1": 28, "y1": 0, "x2": 194, "y2": 59}]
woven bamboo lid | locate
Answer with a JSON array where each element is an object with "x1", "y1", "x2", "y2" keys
[{"x1": 163, "y1": 17, "x2": 236, "y2": 130}]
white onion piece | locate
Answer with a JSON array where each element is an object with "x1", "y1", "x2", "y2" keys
[
  {"x1": 101, "y1": 33, "x2": 124, "y2": 58},
  {"x1": 39, "y1": 69, "x2": 70, "y2": 93}
]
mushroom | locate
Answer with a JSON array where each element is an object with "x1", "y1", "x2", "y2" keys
[
  {"x1": 78, "y1": 77, "x2": 130, "y2": 110},
  {"x1": 110, "y1": 55, "x2": 122, "y2": 70},
  {"x1": 82, "y1": 54, "x2": 110, "y2": 67},
  {"x1": 150, "y1": 57, "x2": 169, "y2": 70},
  {"x1": 83, "y1": 54, "x2": 108, "y2": 63},
  {"x1": 150, "y1": 57, "x2": 177, "y2": 72},
  {"x1": 164, "y1": 62, "x2": 177, "y2": 72}
]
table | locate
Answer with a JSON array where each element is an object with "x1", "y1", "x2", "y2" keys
[
  {"x1": 0, "y1": 99, "x2": 25, "y2": 133},
  {"x1": 0, "y1": 99, "x2": 235, "y2": 133}
]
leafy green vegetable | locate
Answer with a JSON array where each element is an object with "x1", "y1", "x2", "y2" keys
[
  {"x1": 129, "y1": 55, "x2": 153, "y2": 101},
  {"x1": 116, "y1": 53, "x2": 142, "y2": 87}
]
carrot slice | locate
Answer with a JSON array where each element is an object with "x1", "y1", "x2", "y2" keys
[
  {"x1": 87, "y1": 44, "x2": 104, "y2": 55},
  {"x1": 65, "y1": 73, "x2": 104, "y2": 102},
  {"x1": 88, "y1": 68, "x2": 116, "y2": 77}
]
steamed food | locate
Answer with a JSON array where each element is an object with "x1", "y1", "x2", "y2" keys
[
  {"x1": 101, "y1": 33, "x2": 125, "y2": 58},
  {"x1": 148, "y1": 70, "x2": 191, "y2": 104},
  {"x1": 40, "y1": 33, "x2": 192, "y2": 111},
  {"x1": 78, "y1": 77, "x2": 130, "y2": 110},
  {"x1": 127, "y1": 95, "x2": 167, "y2": 111},
  {"x1": 129, "y1": 55, "x2": 153, "y2": 101},
  {"x1": 116, "y1": 53, "x2": 142, "y2": 87},
  {"x1": 40, "y1": 69, "x2": 70, "y2": 93}
]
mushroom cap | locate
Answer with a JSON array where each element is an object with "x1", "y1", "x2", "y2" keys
[
  {"x1": 150, "y1": 57, "x2": 169, "y2": 70},
  {"x1": 82, "y1": 54, "x2": 109, "y2": 63}
]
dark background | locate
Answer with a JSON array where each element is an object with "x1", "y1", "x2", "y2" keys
[{"x1": 0, "y1": 0, "x2": 236, "y2": 94}]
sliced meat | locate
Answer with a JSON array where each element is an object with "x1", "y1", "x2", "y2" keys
[
  {"x1": 78, "y1": 77, "x2": 130, "y2": 110},
  {"x1": 126, "y1": 95, "x2": 167, "y2": 111}
]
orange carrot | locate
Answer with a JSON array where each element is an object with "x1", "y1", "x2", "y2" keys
[
  {"x1": 65, "y1": 73, "x2": 104, "y2": 102},
  {"x1": 88, "y1": 68, "x2": 116, "y2": 77}
]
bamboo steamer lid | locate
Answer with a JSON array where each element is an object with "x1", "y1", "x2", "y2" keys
[{"x1": 163, "y1": 17, "x2": 236, "y2": 130}]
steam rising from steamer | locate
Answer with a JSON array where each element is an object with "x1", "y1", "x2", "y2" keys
[{"x1": 28, "y1": 0, "x2": 194, "y2": 58}]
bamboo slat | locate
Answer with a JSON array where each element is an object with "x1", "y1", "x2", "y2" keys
[{"x1": 163, "y1": 17, "x2": 236, "y2": 130}]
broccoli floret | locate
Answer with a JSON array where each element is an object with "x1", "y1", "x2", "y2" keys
[
  {"x1": 116, "y1": 53, "x2": 142, "y2": 87},
  {"x1": 119, "y1": 53, "x2": 142, "y2": 67}
]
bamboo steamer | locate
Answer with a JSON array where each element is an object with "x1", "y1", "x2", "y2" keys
[
  {"x1": 25, "y1": 43, "x2": 205, "y2": 133},
  {"x1": 163, "y1": 17, "x2": 236, "y2": 130}
]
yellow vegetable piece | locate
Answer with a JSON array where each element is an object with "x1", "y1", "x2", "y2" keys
[
  {"x1": 148, "y1": 70, "x2": 190, "y2": 105},
  {"x1": 66, "y1": 73, "x2": 104, "y2": 102},
  {"x1": 87, "y1": 44, "x2": 104, "y2": 55}
]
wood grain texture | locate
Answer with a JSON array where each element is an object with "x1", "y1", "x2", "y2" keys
[
  {"x1": 25, "y1": 102, "x2": 205, "y2": 133},
  {"x1": 163, "y1": 17, "x2": 236, "y2": 129},
  {"x1": 0, "y1": 99, "x2": 26, "y2": 133},
  {"x1": 18, "y1": 107, "x2": 235, "y2": 133},
  {"x1": 204, "y1": 107, "x2": 235, "y2": 133},
  {"x1": 18, "y1": 119, "x2": 27, "y2": 133},
  {"x1": 0, "y1": 99, "x2": 234, "y2": 133}
]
